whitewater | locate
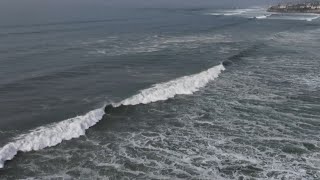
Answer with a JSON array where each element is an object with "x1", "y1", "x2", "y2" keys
[{"x1": 0, "y1": 63, "x2": 225, "y2": 169}]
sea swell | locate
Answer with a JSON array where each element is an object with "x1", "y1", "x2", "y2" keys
[{"x1": 0, "y1": 63, "x2": 225, "y2": 169}]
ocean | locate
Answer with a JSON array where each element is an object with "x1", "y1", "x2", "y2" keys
[{"x1": 0, "y1": 7, "x2": 320, "y2": 179}]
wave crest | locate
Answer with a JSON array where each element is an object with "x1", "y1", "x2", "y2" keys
[
  {"x1": 0, "y1": 64, "x2": 225, "y2": 169},
  {"x1": 0, "y1": 109, "x2": 105, "y2": 168},
  {"x1": 115, "y1": 64, "x2": 225, "y2": 106}
]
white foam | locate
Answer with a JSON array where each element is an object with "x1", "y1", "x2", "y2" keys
[
  {"x1": 306, "y1": 16, "x2": 320, "y2": 22},
  {"x1": 206, "y1": 8, "x2": 271, "y2": 19},
  {"x1": 254, "y1": 14, "x2": 272, "y2": 19},
  {"x1": 205, "y1": 8, "x2": 319, "y2": 21},
  {"x1": 268, "y1": 14, "x2": 320, "y2": 22},
  {"x1": 0, "y1": 64, "x2": 225, "y2": 169},
  {"x1": 224, "y1": 10, "x2": 248, "y2": 16},
  {"x1": 206, "y1": 9, "x2": 250, "y2": 16},
  {"x1": 0, "y1": 108, "x2": 105, "y2": 169},
  {"x1": 115, "y1": 64, "x2": 225, "y2": 106},
  {"x1": 90, "y1": 34, "x2": 228, "y2": 56}
]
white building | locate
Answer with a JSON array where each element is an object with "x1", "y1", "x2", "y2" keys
[
  {"x1": 279, "y1": 5, "x2": 287, "y2": 9},
  {"x1": 311, "y1": 5, "x2": 320, "y2": 9}
]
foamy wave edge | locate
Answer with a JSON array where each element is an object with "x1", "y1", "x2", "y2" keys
[{"x1": 0, "y1": 64, "x2": 225, "y2": 169}]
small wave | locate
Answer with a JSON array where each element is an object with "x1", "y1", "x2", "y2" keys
[
  {"x1": 88, "y1": 34, "x2": 228, "y2": 56},
  {"x1": 205, "y1": 8, "x2": 271, "y2": 19},
  {"x1": 223, "y1": 10, "x2": 248, "y2": 16},
  {"x1": 254, "y1": 14, "x2": 272, "y2": 19},
  {"x1": 204, "y1": 8, "x2": 319, "y2": 22},
  {"x1": 306, "y1": 16, "x2": 320, "y2": 22},
  {"x1": 206, "y1": 9, "x2": 255, "y2": 16},
  {"x1": 268, "y1": 14, "x2": 320, "y2": 22},
  {"x1": 269, "y1": 28, "x2": 320, "y2": 44},
  {"x1": 0, "y1": 64, "x2": 225, "y2": 169},
  {"x1": 228, "y1": 44, "x2": 263, "y2": 62}
]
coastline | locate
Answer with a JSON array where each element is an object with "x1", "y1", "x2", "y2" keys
[
  {"x1": 268, "y1": 3, "x2": 320, "y2": 14},
  {"x1": 267, "y1": 8, "x2": 320, "y2": 14}
]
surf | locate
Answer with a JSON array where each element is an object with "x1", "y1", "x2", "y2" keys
[{"x1": 0, "y1": 63, "x2": 225, "y2": 169}]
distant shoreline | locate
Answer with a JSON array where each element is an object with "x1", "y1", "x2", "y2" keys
[
  {"x1": 267, "y1": 9, "x2": 320, "y2": 14},
  {"x1": 268, "y1": 3, "x2": 320, "y2": 14}
]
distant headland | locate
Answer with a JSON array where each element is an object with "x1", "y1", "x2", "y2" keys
[{"x1": 268, "y1": 2, "x2": 320, "y2": 14}]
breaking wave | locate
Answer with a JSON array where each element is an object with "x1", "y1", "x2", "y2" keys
[
  {"x1": 268, "y1": 13, "x2": 320, "y2": 22},
  {"x1": 114, "y1": 64, "x2": 225, "y2": 107},
  {"x1": 205, "y1": 8, "x2": 273, "y2": 19},
  {"x1": 0, "y1": 64, "x2": 225, "y2": 169},
  {"x1": 0, "y1": 109, "x2": 105, "y2": 169},
  {"x1": 205, "y1": 8, "x2": 320, "y2": 22},
  {"x1": 254, "y1": 14, "x2": 272, "y2": 19},
  {"x1": 206, "y1": 8, "x2": 257, "y2": 16}
]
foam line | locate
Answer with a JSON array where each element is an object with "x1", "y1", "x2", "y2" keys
[
  {"x1": 114, "y1": 64, "x2": 225, "y2": 107},
  {"x1": 0, "y1": 108, "x2": 105, "y2": 168},
  {"x1": 0, "y1": 64, "x2": 225, "y2": 169}
]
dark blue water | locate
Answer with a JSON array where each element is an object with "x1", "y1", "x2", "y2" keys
[{"x1": 0, "y1": 7, "x2": 320, "y2": 179}]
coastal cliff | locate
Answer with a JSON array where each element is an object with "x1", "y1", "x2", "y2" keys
[{"x1": 268, "y1": 2, "x2": 320, "y2": 14}]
